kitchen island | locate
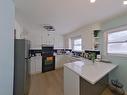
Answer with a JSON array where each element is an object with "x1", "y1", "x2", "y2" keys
[{"x1": 64, "y1": 60, "x2": 118, "y2": 95}]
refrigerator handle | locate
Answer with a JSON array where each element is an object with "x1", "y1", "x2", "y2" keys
[{"x1": 25, "y1": 56, "x2": 31, "y2": 60}]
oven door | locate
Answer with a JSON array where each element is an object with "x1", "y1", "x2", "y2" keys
[{"x1": 42, "y1": 55, "x2": 55, "y2": 72}]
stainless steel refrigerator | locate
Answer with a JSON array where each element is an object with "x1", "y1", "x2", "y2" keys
[{"x1": 13, "y1": 39, "x2": 31, "y2": 95}]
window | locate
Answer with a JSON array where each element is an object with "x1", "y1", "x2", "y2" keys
[
  {"x1": 73, "y1": 38, "x2": 82, "y2": 51},
  {"x1": 108, "y1": 30, "x2": 127, "y2": 54}
]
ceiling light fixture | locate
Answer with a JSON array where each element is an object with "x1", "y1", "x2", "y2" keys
[
  {"x1": 90, "y1": 0, "x2": 96, "y2": 3},
  {"x1": 123, "y1": 0, "x2": 127, "y2": 5}
]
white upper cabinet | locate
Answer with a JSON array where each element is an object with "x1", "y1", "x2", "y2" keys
[
  {"x1": 41, "y1": 30, "x2": 64, "y2": 48},
  {"x1": 41, "y1": 30, "x2": 55, "y2": 45},
  {"x1": 54, "y1": 34, "x2": 64, "y2": 49}
]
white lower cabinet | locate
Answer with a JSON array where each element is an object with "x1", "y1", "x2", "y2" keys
[
  {"x1": 30, "y1": 54, "x2": 42, "y2": 74},
  {"x1": 30, "y1": 57, "x2": 36, "y2": 74},
  {"x1": 35, "y1": 54, "x2": 42, "y2": 73},
  {"x1": 64, "y1": 66, "x2": 80, "y2": 95},
  {"x1": 55, "y1": 55, "x2": 64, "y2": 69}
]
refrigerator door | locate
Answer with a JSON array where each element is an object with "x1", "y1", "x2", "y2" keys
[
  {"x1": 24, "y1": 58, "x2": 31, "y2": 95},
  {"x1": 14, "y1": 39, "x2": 31, "y2": 95},
  {"x1": 25, "y1": 40, "x2": 30, "y2": 59}
]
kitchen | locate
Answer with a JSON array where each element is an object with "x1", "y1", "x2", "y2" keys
[
  {"x1": 14, "y1": 0, "x2": 127, "y2": 94},
  {"x1": 14, "y1": 19, "x2": 127, "y2": 95},
  {"x1": 1, "y1": 0, "x2": 127, "y2": 95}
]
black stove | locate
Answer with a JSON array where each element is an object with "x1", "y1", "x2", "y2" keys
[{"x1": 42, "y1": 45, "x2": 55, "y2": 73}]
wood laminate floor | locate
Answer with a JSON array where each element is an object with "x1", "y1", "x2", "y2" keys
[
  {"x1": 101, "y1": 88, "x2": 113, "y2": 95},
  {"x1": 29, "y1": 68, "x2": 63, "y2": 95},
  {"x1": 29, "y1": 68, "x2": 113, "y2": 95}
]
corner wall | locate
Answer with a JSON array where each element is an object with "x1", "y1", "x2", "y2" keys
[
  {"x1": 100, "y1": 13, "x2": 127, "y2": 91},
  {"x1": 14, "y1": 20, "x2": 23, "y2": 39},
  {"x1": 0, "y1": 0, "x2": 14, "y2": 95}
]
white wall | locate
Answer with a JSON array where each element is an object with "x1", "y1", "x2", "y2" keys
[
  {"x1": 14, "y1": 20, "x2": 23, "y2": 39},
  {"x1": 64, "y1": 23, "x2": 101, "y2": 50},
  {"x1": 100, "y1": 13, "x2": 127, "y2": 91},
  {"x1": 0, "y1": 0, "x2": 14, "y2": 95},
  {"x1": 14, "y1": 19, "x2": 30, "y2": 40}
]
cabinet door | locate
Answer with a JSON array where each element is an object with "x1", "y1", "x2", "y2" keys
[
  {"x1": 30, "y1": 57, "x2": 36, "y2": 74},
  {"x1": 35, "y1": 54, "x2": 42, "y2": 73},
  {"x1": 55, "y1": 55, "x2": 64, "y2": 69},
  {"x1": 64, "y1": 67, "x2": 80, "y2": 95},
  {"x1": 54, "y1": 35, "x2": 64, "y2": 49},
  {"x1": 42, "y1": 31, "x2": 55, "y2": 45}
]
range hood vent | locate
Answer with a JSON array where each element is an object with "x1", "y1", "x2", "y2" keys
[{"x1": 43, "y1": 25, "x2": 55, "y2": 31}]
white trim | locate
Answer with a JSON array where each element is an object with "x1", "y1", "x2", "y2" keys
[
  {"x1": 104, "y1": 25, "x2": 127, "y2": 57},
  {"x1": 108, "y1": 53, "x2": 127, "y2": 58},
  {"x1": 72, "y1": 37, "x2": 83, "y2": 51}
]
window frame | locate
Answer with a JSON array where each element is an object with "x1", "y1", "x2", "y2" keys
[
  {"x1": 106, "y1": 26, "x2": 127, "y2": 57},
  {"x1": 72, "y1": 37, "x2": 82, "y2": 51}
]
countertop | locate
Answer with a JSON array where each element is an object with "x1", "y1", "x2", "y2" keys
[{"x1": 64, "y1": 60, "x2": 118, "y2": 84}]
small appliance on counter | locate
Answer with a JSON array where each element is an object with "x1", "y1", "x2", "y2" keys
[{"x1": 42, "y1": 45, "x2": 55, "y2": 73}]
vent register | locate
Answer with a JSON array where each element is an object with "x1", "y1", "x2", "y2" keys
[{"x1": 43, "y1": 25, "x2": 55, "y2": 31}]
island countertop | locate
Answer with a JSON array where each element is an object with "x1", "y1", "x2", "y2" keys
[{"x1": 64, "y1": 60, "x2": 118, "y2": 85}]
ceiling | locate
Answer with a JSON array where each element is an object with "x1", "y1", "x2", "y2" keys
[{"x1": 15, "y1": 0, "x2": 127, "y2": 35}]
